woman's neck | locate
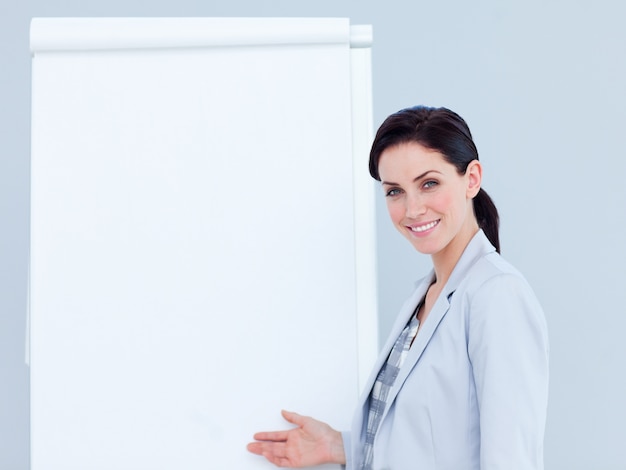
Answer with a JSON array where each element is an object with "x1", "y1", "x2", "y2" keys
[{"x1": 430, "y1": 222, "x2": 479, "y2": 288}]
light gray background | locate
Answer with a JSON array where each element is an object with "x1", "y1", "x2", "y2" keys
[{"x1": 1, "y1": 1, "x2": 625, "y2": 469}]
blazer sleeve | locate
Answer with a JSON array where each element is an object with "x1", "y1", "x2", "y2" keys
[
  {"x1": 341, "y1": 431, "x2": 352, "y2": 470},
  {"x1": 468, "y1": 272, "x2": 549, "y2": 470}
]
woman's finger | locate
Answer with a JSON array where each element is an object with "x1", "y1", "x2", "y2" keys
[
  {"x1": 281, "y1": 410, "x2": 306, "y2": 426},
  {"x1": 252, "y1": 430, "x2": 289, "y2": 442}
]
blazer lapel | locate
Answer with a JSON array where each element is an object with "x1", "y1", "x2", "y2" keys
[
  {"x1": 361, "y1": 272, "x2": 433, "y2": 397},
  {"x1": 352, "y1": 271, "x2": 434, "y2": 431},
  {"x1": 380, "y1": 284, "x2": 453, "y2": 422},
  {"x1": 380, "y1": 230, "x2": 496, "y2": 423},
  {"x1": 352, "y1": 231, "x2": 497, "y2": 437}
]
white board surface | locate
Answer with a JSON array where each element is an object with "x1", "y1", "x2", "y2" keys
[{"x1": 30, "y1": 18, "x2": 376, "y2": 470}]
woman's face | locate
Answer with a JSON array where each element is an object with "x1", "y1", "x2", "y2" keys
[{"x1": 378, "y1": 142, "x2": 481, "y2": 261}]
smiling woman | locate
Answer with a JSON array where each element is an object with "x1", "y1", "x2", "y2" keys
[
  {"x1": 378, "y1": 142, "x2": 482, "y2": 266},
  {"x1": 248, "y1": 106, "x2": 549, "y2": 470},
  {"x1": 370, "y1": 106, "x2": 500, "y2": 255}
]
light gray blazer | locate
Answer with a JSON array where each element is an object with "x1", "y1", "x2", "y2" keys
[{"x1": 343, "y1": 230, "x2": 549, "y2": 470}]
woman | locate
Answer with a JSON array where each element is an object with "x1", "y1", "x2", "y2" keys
[{"x1": 247, "y1": 106, "x2": 549, "y2": 470}]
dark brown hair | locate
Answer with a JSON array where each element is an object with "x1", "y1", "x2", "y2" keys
[{"x1": 369, "y1": 106, "x2": 500, "y2": 253}]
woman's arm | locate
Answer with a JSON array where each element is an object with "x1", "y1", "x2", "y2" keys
[{"x1": 468, "y1": 273, "x2": 549, "y2": 470}]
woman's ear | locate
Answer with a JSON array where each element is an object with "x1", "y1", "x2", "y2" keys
[{"x1": 466, "y1": 160, "x2": 482, "y2": 198}]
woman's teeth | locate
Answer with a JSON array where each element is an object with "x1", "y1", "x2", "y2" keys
[{"x1": 410, "y1": 220, "x2": 438, "y2": 232}]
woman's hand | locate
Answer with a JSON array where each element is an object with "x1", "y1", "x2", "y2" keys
[{"x1": 247, "y1": 410, "x2": 346, "y2": 468}]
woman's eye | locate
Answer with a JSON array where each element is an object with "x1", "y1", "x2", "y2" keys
[
  {"x1": 423, "y1": 180, "x2": 438, "y2": 189},
  {"x1": 385, "y1": 188, "x2": 402, "y2": 197}
]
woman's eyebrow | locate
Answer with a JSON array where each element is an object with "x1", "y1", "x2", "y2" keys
[{"x1": 381, "y1": 170, "x2": 439, "y2": 186}]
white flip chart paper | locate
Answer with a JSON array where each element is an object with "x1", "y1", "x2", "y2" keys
[{"x1": 30, "y1": 17, "x2": 376, "y2": 469}]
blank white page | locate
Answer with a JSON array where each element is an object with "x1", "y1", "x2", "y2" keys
[{"x1": 30, "y1": 17, "x2": 375, "y2": 470}]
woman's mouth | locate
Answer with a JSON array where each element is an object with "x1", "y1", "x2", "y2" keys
[{"x1": 408, "y1": 220, "x2": 440, "y2": 233}]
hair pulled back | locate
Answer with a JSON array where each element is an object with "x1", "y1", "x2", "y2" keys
[{"x1": 369, "y1": 106, "x2": 501, "y2": 253}]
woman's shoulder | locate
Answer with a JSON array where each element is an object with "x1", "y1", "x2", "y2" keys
[{"x1": 461, "y1": 251, "x2": 534, "y2": 297}]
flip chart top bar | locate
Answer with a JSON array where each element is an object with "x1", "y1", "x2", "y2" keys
[{"x1": 30, "y1": 17, "x2": 372, "y2": 53}]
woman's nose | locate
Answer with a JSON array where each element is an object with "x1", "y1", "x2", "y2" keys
[{"x1": 405, "y1": 194, "x2": 424, "y2": 219}]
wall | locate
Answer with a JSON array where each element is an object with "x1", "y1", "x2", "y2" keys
[{"x1": 2, "y1": 0, "x2": 625, "y2": 468}]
